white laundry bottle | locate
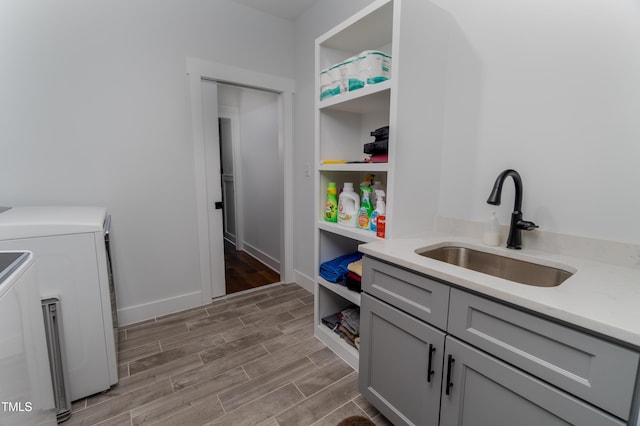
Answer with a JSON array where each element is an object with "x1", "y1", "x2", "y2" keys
[{"x1": 338, "y1": 183, "x2": 360, "y2": 227}]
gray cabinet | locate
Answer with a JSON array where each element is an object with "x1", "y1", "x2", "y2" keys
[
  {"x1": 359, "y1": 256, "x2": 639, "y2": 426},
  {"x1": 448, "y1": 289, "x2": 639, "y2": 420},
  {"x1": 360, "y1": 293, "x2": 445, "y2": 426},
  {"x1": 440, "y1": 336, "x2": 625, "y2": 426}
]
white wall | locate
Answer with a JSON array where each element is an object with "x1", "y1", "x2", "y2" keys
[
  {"x1": 292, "y1": 0, "x2": 376, "y2": 286},
  {"x1": 435, "y1": 0, "x2": 640, "y2": 243},
  {"x1": 3, "y1": 0, "x2": 637, "y2": 323},
  {"x1": 220, "y1": 85, "x2": 281, "y2": 268},
  {"x1": 292, "y1": 0, "x2": 640, "y2": 284},
  {"x1": 0, "y1": 0, "x2": 294, "y2": 324}
]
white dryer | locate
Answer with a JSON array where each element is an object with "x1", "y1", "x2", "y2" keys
[
  {"x1": 0, "y1": 206, "x2": 118, "y2": 401},
  {"x1": 0, "y1": 251, "x2": 57, "y2": 425}
]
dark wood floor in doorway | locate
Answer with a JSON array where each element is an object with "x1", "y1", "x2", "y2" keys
[{"x1": 225, "y1": 240, "x2": 280, "y2": 295}]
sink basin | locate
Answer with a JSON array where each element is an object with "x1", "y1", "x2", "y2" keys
[{"x1": 416, "y1": 245, "x2": 573, "y2": 287}]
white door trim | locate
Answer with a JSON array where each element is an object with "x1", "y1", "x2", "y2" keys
[{"x1": 187, "y1": 57, "x2": 295, "y2": 303}]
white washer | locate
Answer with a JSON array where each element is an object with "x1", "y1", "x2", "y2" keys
[{"x1": 0, "y1": 206, "x2": 118, "y2": 401}]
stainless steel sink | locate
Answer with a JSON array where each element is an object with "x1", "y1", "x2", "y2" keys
[{"x1": 416, "y1": 245, "x2": 573, "y2": 287}]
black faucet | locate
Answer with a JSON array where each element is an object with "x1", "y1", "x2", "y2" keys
[{"x1": 486, "y1": 169, "x2": 538, "y2": 249}]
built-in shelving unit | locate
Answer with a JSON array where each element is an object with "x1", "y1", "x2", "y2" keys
[
  {"x1": 313, "y1": 0, "x2": 448, "y2": 370},
  {"x1": 313, "y1": 0, "x2": 394, "y2": 371}
]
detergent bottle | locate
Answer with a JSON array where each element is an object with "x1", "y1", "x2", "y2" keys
[
  {"x1": 482, "y1": 211, "x2": 501, "y2": 246},
  {"x1": 338, "y1": 183, "x2": 359, "y2": 227},
  {"x1": 371, "y1": 180, "x2": 385, "y2": 208},
  {"x1": 324, "y1": 182, "x2": 338, "y2": 223},
  {"x1": 357, "y1": 186, "x2": 373, "y2": 230},
  {"x1": 369, "y1": 190, "x2": 385, "y2": 233}
]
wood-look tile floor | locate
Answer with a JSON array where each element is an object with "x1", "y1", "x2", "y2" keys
[{"x1": 68, "y1": 283, "x2": 392, "y2": 426}]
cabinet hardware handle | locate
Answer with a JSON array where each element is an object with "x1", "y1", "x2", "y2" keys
[
  {"x1": 427, "y1": 344, "x2": 435, "y2": 383},
  {"x1": 445, "y1": 354, "x2": 455, "y2": 395}
]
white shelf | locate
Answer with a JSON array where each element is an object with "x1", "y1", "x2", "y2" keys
[
  {"x1": 318, "y1": 221, "x2": 381, "y2": 243},
  {"x1": 318, "y1": 0, "x2": 393, "y2": 53},
  {"x1": 315, "y1": 323, "x2": 359, "y2": 370},
  {"x1": 314, "y1": 0, "x2": 447, "y2": 375},
  {"x1": 314, "y1": 0, "x2": 394, "y2": 374},
  {"x1": 319, "y1": 163, "x2": 389, "y2": 172},
  {"x1": 318, "y1": 277, "x2": 361, "y2": 306},
  {"x1": 319, "y1": 80, "x2": 391, "y2": 113}
]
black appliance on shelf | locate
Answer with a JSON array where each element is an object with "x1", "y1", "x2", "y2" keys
[{"x1": 364, "y1": 126, "x2": 389, "y2": 155}]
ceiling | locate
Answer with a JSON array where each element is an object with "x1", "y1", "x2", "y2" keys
[{"x1": 230, "y1": 0, "x2": 320, "y2": 21}]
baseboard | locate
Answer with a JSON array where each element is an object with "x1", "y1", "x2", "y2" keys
[
  {"x1": 119, "y1": 268, "x2": 309, "y2": 326},
  {"x1": 293, "y1": 270, "x2": 314, "y2": 293},
  {"x1": 242, "y1": 242, "x2": 280, "y2": 273},
  {"x1": 117, "y1": 290, "x2": 202, "y2": 326}
]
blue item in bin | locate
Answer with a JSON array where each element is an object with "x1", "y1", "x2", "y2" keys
[{"x1": 319, "y1": 252, "x2": 363, "y2": 283}]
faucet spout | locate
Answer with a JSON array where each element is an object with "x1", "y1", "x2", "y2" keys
[
  {"x1": 486, "y1": 169, "x2": 537, "y2": 249},
  {"x1": 487, "y1": 169, "x2": 522, "y2": 211}
]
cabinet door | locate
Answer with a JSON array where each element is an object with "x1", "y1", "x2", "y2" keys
[
  {"x1": 359, "y1": 293, "x2": 445, "y2": 426},
  {"x1": 440, "y1": 336, "x2": 625, "y2": 426}
]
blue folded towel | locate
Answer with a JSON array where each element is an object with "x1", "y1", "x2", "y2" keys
[{"x1": 319, "y1": 252, "x2": 363, "y2": 283}]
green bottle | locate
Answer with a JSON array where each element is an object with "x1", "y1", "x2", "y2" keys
[
  {"x1": 357, "y1": 186, "x2": 373, "y2": 230},
  {"x1": 324, "y1": 182, "x2": 338, "y2": 222}
]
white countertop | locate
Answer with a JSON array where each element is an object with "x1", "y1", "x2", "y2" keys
[{"x1": 359, "y1": 235, "x2": 640, "y2": 349}]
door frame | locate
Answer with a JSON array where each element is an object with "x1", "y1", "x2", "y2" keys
[
  {"x1": 218, "y1": 107, "x2": 242, "y2": 249},
  {"x1": 187, "y1": 57, "x2": 295, "y2": 303}
]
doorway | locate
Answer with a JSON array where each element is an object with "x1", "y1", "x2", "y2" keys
[
  {"x1": 187, "y1": 58, "x2": 295, "y2": 304},
  {"x1": 224, "y1": 240, "x2": 280, "y2": 294},
  {"x1": 217, "y1": 84, "x2": 282, "y2": 294}
]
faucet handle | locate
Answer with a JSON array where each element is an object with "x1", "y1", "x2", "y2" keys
[{"x1": 517, "y1": 220, "x2": 538, "y2": 231}]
